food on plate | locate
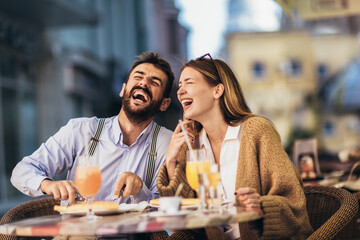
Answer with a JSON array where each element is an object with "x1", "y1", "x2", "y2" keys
[{"x1": 54, "y1": 201, "x2": 118, "y2": 213}]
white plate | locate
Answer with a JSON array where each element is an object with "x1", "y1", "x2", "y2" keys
[
  {"x1": 149, "y1": 199, "x2": 232, "y2": 210},
  {"x1": 61, "y1": 201, "x2": 148, "y2": 216}
]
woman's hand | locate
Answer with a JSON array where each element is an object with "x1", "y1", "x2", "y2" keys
[
  {"x1": 234, "y1": 187, "x2": 261, "y2": 209},
  {"x1": 165, "y1": 119, "x2": 195, "y2": 179}
]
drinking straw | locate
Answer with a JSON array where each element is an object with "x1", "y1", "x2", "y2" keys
[
  {"x1": 178, "y1": 119, "x2": 197, "y2": 161},
  {"x1": 175, "y1": 183, "x2": 184, "y2": 196}
]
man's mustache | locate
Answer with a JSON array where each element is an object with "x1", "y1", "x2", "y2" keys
[{"x1": 130, "y1": 86, "x2": 153, "y2": 100}]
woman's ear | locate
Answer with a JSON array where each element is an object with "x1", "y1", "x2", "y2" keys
[{"x1": 214, "y1": 83, "x2": 224, "y2": 99}]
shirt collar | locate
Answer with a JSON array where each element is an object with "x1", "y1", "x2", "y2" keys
[
  {"x1": 199, "y1": 124, "x2": 241, "y2": 149},
  {"x1": 112, "y1": 115, "x2": 154, "y2": 147}
]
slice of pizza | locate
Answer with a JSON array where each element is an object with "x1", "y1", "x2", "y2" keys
[{"x1": 54, "y1": 201, "x2": 118, "y2": 213}]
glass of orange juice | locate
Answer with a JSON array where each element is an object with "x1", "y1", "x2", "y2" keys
[
  {"x1": 186, "y1": 149, "x2": 211, "y2": 211},
  {"x1": 75, "y1": 155, "x2": 102, "y2": 221},
  {"x1": 207, "y1": 163, "x2": 221, "y2": 210}
]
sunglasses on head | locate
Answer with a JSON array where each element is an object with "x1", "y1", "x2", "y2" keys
[{"x1": 195, "y1": 53, "x2": 222, "y2": 83}]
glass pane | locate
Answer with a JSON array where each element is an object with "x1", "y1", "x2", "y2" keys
[
  {"x1": 20, "y1": 92, "x2": 37, "y2": 156},
  {"x1": 1, "y1": 87, "x2": 19, "y2": 198}
]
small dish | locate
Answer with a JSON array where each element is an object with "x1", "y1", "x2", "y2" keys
[{"x1": 147, "y1": 210, "x2": 191, "y2": 220}]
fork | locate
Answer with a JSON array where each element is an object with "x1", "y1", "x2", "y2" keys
[{"x1": 113, "y1": 186, "x2": 125, "y2": 203}]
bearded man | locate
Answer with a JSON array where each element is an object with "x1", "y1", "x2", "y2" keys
[{"x1": 11, "y1": 52, "x2": 174, "y2": 205}]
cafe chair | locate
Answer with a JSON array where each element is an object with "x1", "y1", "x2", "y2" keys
[
  {"x1": 304, "y1": 185, "x2": 359, "y2": 240},
  {"x1": 293, "y1": 138, "x2": 321, "y2": 178},
  {"x1": 0, "y1": 197, "x2": 59, "y2": 240},
  {"x1": 337, "y1": 191, "x2": 360, "y2": 240}
]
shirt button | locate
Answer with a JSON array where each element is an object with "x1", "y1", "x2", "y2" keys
[{"x1": 127, "y1": 149, "x2": 129, "y2": 152}]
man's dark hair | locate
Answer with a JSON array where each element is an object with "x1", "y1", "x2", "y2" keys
[{"x1": 126, "y1": 51, "x2": 174, "y2": 98}]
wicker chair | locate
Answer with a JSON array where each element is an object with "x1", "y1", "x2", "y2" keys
[
  {"x1": 0, "y1": 197, "x2": 60, "y2": 240},
  {"x1": 338, "y1": 191, "x2": 360, "y2": 240},
  {"x1": 304, "y1": 185, "x2": 359, "y2": 240}
]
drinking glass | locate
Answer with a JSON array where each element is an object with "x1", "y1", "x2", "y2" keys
[
  {"x1": 186, "y1": 149, "x2": 211, "y2": 211},
  {"x1": 75, "y1": 155, "x2": 102, "y2": 221},
  {"x1": 207, "y1": 163, "x2": 221, "y2": 211}
]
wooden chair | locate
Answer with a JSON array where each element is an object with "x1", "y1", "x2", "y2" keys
[
  {"x1": 0, "y1": 197, "x2": 59, "y2": 240},
  {"x1": 304, "y1": 185, "x2": 359, "y2": 240}
]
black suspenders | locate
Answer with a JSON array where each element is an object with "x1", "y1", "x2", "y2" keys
[
  {"x1": 87, "y1": 118, "x2": 106, "y2": 156},
  {"x1": 145, "y1": 124, "x2": 161, "y2": 189},
  {"x1": 85, "y1": 119, "x2": 161, "y2": 189}
]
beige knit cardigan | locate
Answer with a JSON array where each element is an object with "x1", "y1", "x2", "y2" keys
[{"x1": 157, "y1": 117, "x2": 313, "y2": 239}]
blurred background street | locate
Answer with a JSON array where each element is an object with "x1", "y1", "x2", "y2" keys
[{"x1": 0, "y1": 0, "x2": 359, "y2": 216}]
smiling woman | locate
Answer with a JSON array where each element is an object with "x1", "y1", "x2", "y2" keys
[{"x1": 156, "y1": 54, "x2": 313, "y2": 240}]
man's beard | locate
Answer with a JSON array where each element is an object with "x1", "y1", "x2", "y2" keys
[{"x1": 122, "y1": 87, "x2": 163, "y2": 124}]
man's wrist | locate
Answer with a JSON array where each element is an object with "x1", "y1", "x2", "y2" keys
[{"x1": 40, "y1": 178, "x2": 53, "y2": 194}]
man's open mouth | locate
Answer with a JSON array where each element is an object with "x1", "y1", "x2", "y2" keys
[{"x1": 130, "y1": 87, "x2": 152, "y2": 103}]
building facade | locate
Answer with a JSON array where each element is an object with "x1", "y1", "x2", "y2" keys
[
  {"x1": 225, "y1": 0, "x2": 360, "y2": 156},
  {"x1": 225, "y1": 31, "x2": 360, "y2": 153},
  {"x1": 0, "y1": 0, "x2": 187, "y2": 215}
]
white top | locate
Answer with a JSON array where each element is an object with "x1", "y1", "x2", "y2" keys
[{"x1": 199, "y1": 124, "x2": 242, "y2": 240}]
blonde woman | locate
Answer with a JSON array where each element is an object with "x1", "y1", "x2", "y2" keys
[{"x1": 156, "y1": 54, "x2": 313, "y2": 240}]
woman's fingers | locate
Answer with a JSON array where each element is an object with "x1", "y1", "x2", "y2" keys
[{"x1": 235, "y1": 187, "x2": 261, "y2": 209}]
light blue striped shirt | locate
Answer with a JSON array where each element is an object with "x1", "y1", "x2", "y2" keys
[{"x1": 11, "y1": 115, "x2": 172, "y2": 203}]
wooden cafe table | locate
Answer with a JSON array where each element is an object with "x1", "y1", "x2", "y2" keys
[{"x1": 0, "y1": 205, "x2": 263, "y2": 238}]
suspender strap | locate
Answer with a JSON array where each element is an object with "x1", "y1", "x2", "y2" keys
[
  {"x1": 144, "y1": 124, "x2": 161, "y2": 189},
  {"x1": 88, "y1": 118, "x2": 106, "y2": 156}
]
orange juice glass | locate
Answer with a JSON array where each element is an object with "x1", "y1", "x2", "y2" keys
[
  {"x1": 186, "y1": 149, "x2": 211, "y2": 212},
  {"x1": 75, "y1": 166, "x2": 101, "y2": 197},
  {"x1": 207, "y1": 172, "x2": 220, "y2": 189},
  {"x1": 186, "y1": 149, "x2": 211, "y2": 188},
  {"x1": 75, "y1": 156, "x2": 101, "y2": 221},
  {"x1": 186, "y1": 162, "x2": 199, "y2": 190}
]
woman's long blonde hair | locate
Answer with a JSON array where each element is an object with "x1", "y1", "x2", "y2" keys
[{"x1": 183, "y1": 55, "x2": 254, "y2": 130}]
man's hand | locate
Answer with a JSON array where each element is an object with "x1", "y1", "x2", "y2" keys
[
  {"x1": 113, "y1": 172, "x2": 143, "y2": 200},
  {"x1": 40, "y1": 179, "x2": 77, "y2": 205}
]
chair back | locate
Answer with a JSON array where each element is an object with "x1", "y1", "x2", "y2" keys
[
  {"x1": 0, "y1": 197, "x2": 59, "y2": 240},
  {"x1": 304, "y1": 185, "x2": 359, "y2": 240},
  {"x1": 293, "y1": 138, "x2": 321, "y2": 177}
]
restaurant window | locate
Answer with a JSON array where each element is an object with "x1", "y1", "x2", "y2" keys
[
  {"x1": 279, "y1": 59, "x2": 303, "y2": 78},
  {"x1": 289, "y1": 59, "x2": 302, "y2": 76},
  {"x1": 0, "y1": 52, "x2": 37, "y2": 201},
  {"x1": 252, "y1": 61, "x2": 266, "y2": 80},
  {"x1": 323, "y1": 120, "x2": 335, "y2": 136},
  {"x1": 317, "y1": 63, "x2": 328, "y2": 80}
]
